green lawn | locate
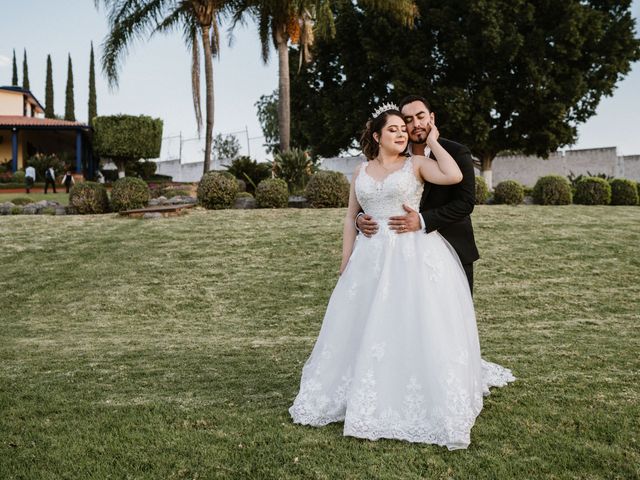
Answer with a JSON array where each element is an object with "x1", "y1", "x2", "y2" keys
[
  {"x1": 0, "y1": 192, "x2": 69, "y2": 205},
  {"x1": 1, "y1": 206, "x2": 638, "y2": 479}
]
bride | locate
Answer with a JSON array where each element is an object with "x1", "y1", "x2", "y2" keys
[{"x1": 289, "y1": 104, "x2": 515, "y2": 450}]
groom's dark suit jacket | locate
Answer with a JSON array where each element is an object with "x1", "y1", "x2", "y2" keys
[{"x1": 420, "y1": 138, "x2": 480, "y2": 265}]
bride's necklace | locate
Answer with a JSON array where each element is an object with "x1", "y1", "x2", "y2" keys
[{"x1": 375, "y1": 157, "x2": 403, "y2": 172}]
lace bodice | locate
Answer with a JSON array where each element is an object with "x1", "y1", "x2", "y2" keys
[{"x1": 355, "y1": 157, "x2": 423, "y2": 223}]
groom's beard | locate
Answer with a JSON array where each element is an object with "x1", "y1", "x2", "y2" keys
[{"x1": 410, "y1": 133, "x2": 427, "y2": 144}]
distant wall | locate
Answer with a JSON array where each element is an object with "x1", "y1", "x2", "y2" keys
[
  {"x1": 319, "y1": 147, "x2": 640, "y2": 186},
  {"x1": 319, "y1": 156, "x2": 365, "y2": 182},
  {"x1": 150, "y1": 141, "x2": 640, "y2": 186},
  {"x1": 153, "y1": 158, "x2": 231, "y2": 182},
  {"x1": 623, "y1": 155, "x2": 640, "y2": 182},
  {"x1": 492, "y1": 147, "x2": 625, "y2": 186}
]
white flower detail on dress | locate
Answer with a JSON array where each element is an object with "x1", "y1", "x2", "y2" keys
[
  {"x1": 422, "y1": 252, "x2": 444, "y2": 281},
  {"x1": 403, "y1": 376, "x2": 426, "y2": 423},
  {"x1": 321, "y1": 345, "x2": 332, "y2": 360},
  {"x1": 352, "y1": 370, "x2": 377, "y2": 418},
  {"x1": 371, "y1": 342, "x2": 386, "y2": 361},
  {"x1": 347, "y1": 280, "x2": 358, "y2": 299}
]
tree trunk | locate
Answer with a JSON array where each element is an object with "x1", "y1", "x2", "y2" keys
[
  {"x1": 116, "y1": 159, "x2": 126, "y2": 178},
  {"x1": 481, "y1": 155, "x2": 494, "y2": 190},
  {"x1": 275, "y1": 26, "x2": 291, "y2": 153},
  {"x1": 201, "y1": 24, "x2": 215, "y2": 174}
]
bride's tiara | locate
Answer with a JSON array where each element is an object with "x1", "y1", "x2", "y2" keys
[{"x1": 371, "y1": 102, "x2": 399, "y2": 119}]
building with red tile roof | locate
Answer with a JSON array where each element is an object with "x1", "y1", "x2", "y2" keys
[{"x1": 0, "y1": 86, "x2": 94, "y2": 176}]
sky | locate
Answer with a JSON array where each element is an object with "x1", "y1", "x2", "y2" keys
[{"x1": 1, "y1": 0, "x2": 639, "y2": 162}]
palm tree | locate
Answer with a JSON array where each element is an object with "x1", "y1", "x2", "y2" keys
[
  {"x1": 233, "y1": 0, "x2": 417, "y2": 153},
  {"x1": 95, "y1": 0, "x2": 234, "y2": 173}
]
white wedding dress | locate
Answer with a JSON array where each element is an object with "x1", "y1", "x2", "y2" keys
[{"x1": 289, "y1": 157, "x2": 515, "y2": 450}]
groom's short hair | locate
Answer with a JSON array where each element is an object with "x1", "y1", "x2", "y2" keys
[{"x1": 399, "y1": 95, "x2": 432, "y2": 112}]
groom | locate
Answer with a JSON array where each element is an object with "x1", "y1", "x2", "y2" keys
[{"x1": 356, "y1": 95, "x2": 480, "y2": 293}]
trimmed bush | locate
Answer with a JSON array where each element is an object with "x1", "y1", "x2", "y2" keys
[
  {"x1": 93, "y1": 115, "x2": 163, "y2": 177},
  {"x1": 574, "y1": 177, "x2": 611, "y2": 205},
  {"x1": 69, "y1": 182, "x2": 110, "y2": 214},
  {"x1": 493, "y1": 180, "x2": 525, "y2": 205},
  {"x1": 533, "y1": 175, "x2": 572, "y2": 205},
  {"x1": 609, "y1": 178, "x2": 638, "y2": 205},
  {"x1": 197, "y1": 172, "x2": 239, "y2": 209},
  {"x1": 305, "y1": 170, "x2": 350, "y2": 208},
  {"x1": 236, "y1": 191, "x2": 254, "y2": 199},
  {"x1": 13, "y1": 171, "x2": 26, "y2": 183},
  {"x1": 11, "y1": 197, "x2": 32, "y2": 206},
  {"x1": 475, "y1": 176, "x2": 489, "y2": 205},
  {"x1": 111, "y1": 177, "x2": 150, "y2": 212},
  {"x1": 255, "y1": 178, "x2": 288, "y2": 208}
]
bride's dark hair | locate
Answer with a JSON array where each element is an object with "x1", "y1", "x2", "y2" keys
[{"x1": 359, "y1": 109, "x2": 405, "y2": 160}]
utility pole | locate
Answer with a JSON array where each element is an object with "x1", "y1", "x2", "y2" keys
[{"x1": 245, "y1": 126, "x2": 251, "y2": 157}]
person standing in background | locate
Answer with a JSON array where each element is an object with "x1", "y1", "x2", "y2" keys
[
  {"x1": 25, "y1": 165, "x2": 36, "y2": 194},
  {"x1": 44, "y1": 166, "x2": 57, "y2": 194}
]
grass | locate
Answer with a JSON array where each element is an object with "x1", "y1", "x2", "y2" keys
[
  {"x1": 0, "y1": 192, "x2": 69, "y2": 205},
  {"x1": 1, "y1": 206, "x2": 639, "y2": 479}
]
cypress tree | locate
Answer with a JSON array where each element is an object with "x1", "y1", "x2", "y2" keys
[
  {"x1": 64, "y1": 54, "x2": 75, "y2": 121},
  {"x1": 11, "y1": 49, "x2": 18, "y2": 85},
  {"x1": 45, "y1": 55, "x2": 54, "y2": 118},
  {"x1": 22, "y1": 49, "x2": 30, "y2": 90},
  {"x1": 88, "y1": 42, "x2": 97, "y2": 125}
]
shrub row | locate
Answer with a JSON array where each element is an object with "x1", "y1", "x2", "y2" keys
[
  {"x1": 69, "y1": 177, "x2": 151, "y2": 214},
  {"x1": 473, "y1": 176, "x2": 638, "y2": 206},
  {"x1": 197, "y1": 170, "x2": 350, "y2": 210}
]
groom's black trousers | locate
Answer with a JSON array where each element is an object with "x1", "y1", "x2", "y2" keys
[{"x1": 462, "y1": 263, "x2": 474, "y2": 296}]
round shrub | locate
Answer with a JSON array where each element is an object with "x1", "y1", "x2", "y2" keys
[
  {"x1": 475, "y1": 176, "x2": 489, "y2": 205},
  {"x1": 255, "y1": 178, "x2": 288, "y2": 208},
  {"x1": 197, "y1": 171, "x2": 239, "y2": 209},
  {"x1": 13, "y1": 171, "x2": 25, "y2": 183},
  {"x1": 609, "y1": 178, "x2": 638, "y2": 205},
  {"x1": 110, "y1": 177, "x2": 150, "y2": 212},
  {"x1": 573, "y1": 177, "x2": 611, "y2": 205},
  {"x1": 11, "y1": 197, "x2": 32, "y2": 206},
  {"x1": 236, "y1": 191, "x2": 254, "y2": 199},
  {"x1": 532, "y1": 175, "x2": 572, "y2": 205},
  {"x1": 493, "y1": 180, "x2": 524, "y2": 205},
  {"x1": 69, "y1": 182, "x2": 110, "y2": 214},
  {"x1": 305, "y1": 171, "x2": 350, "y2": 208}
]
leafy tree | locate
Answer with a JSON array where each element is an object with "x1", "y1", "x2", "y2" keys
[
  {"x1": 88, "y1": 42, "x2": 98, "y2": 125},
  {"x1": 22, "y1": 49, "x2": 30, "y2": 91},
  {"x1": 233, "y1": 0, "x2": 417, "y2": 152},
  {"x1": 64, "y1": 54, "x2": 75, "y2": 121},
  {"x1": 44, "y1": 55, "x2": 54, "y2": 118},
  {"x1": 93, "y1": 115, "x2": 163, "y2": 178},
  {"x1": 291, "y1": 0, "x2": 640, "y2": 188},
  {"x1": 212, "y1": 133, "x2": 240, "y2": 162},
  {"x1": 95, "y1": 0, "x2": 236, "y2": 174},
  {"x1": 255, "y1": 89, "x2": 279, "y2": 153},
  {"x1": 11, "y1": 49, "x2": 18, "y2": 86}
]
